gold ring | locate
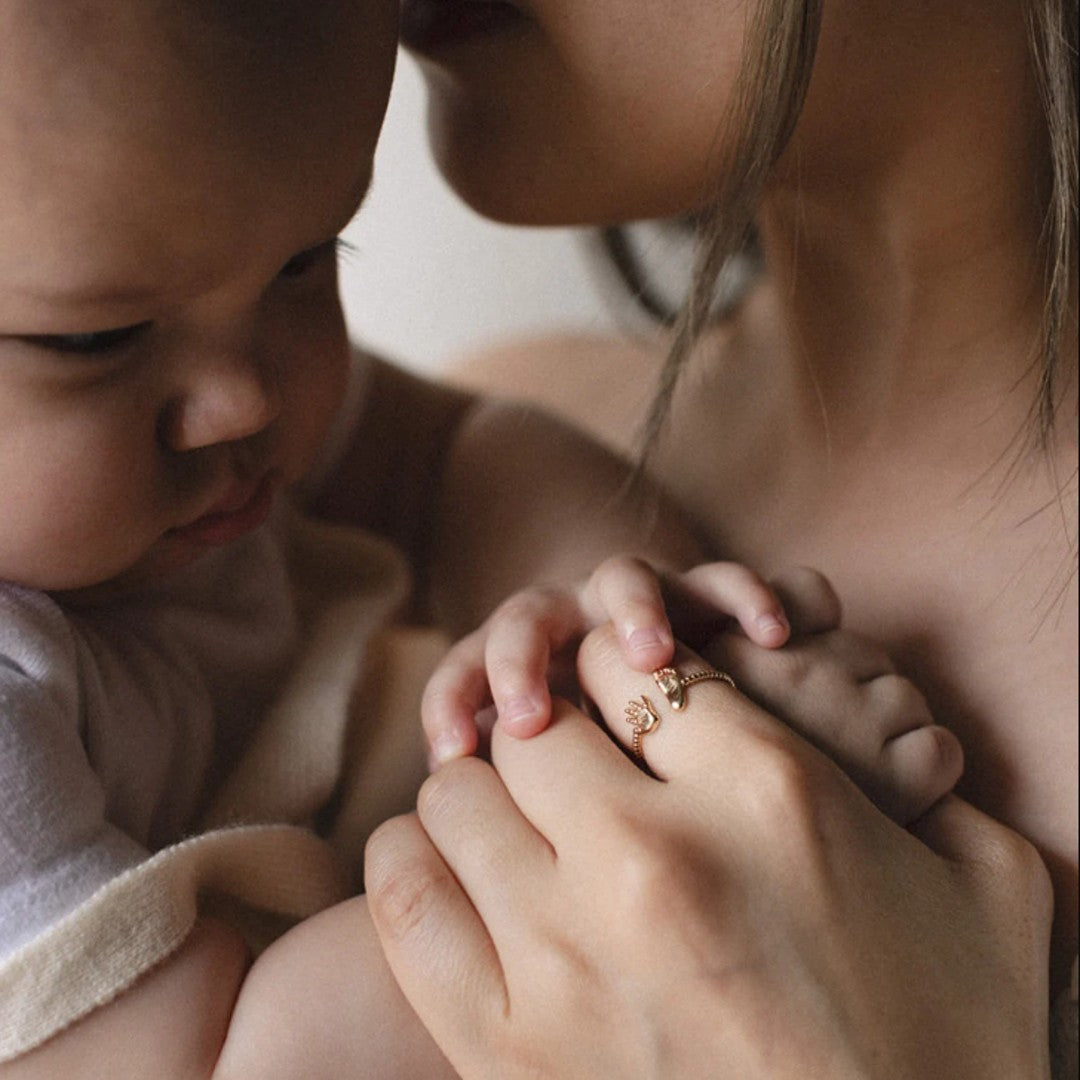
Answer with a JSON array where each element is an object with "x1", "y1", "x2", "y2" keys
[
  {"x1": 623, "y1": 666, "x2": 736, "y2": 759},
  {"x1": 652, "y1": 666, "x2": 735, "y2": 711}
]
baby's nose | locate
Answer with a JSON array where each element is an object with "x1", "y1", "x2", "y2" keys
[{"x1": 162, "y1": 349, "x2": 281, "y2": 453}]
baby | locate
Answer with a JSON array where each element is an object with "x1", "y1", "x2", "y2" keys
[{"x1": 0, "y1": 1, "x2": 960, "y2": 1077}]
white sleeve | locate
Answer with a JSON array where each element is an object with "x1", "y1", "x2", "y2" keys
[{"x1": 0, "y1": 592, "x2": 145, "y2": 961}]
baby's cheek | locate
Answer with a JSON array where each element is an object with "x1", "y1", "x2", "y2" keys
[{"x1": 274, "y1": 309, "x2": 351, "y2": 481}]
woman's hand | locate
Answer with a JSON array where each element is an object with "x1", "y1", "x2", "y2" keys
[{"x1": 366, "y1": 625, "x2": 1054, "y2": 1080}]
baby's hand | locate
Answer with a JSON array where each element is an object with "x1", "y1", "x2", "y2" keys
[
  {"x1": 702, "y1": 567, "x2": 963, "y2": 824},
  {"x1": 422, "y1": 556, "x2": 791, "y2": 768}
]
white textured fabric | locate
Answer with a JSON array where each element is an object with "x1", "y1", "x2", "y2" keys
[
  {"x1": 0, "y1": 502, "x2": 440, "y2": 1060},
  {"x1": 0, "y1": 512, "x2": 298, "y2": 963}
]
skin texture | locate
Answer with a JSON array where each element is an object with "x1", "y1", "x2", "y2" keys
[
  {"x1": 0, "y1": 0, "x2": 394, "y2": 594},
  {"x1": 368, "y1": 628, "x2": 1056, "y2": 1080},
  {"x1": 0, "y1": 0, "x2": 1072, "y2": 1075},
  {"x1": 411, "y1": 0, "x2": 1077, "y2": 971},
  {"x1": 0, "y1": 3, "x2": 721, "y2": 1075},
  {"x1": 375, "y1": 0, "x2": 1078, "y2": 1073},
  {"x1": 0, "y1": 3, "x2": 458, "y2": 1077},
  {"x1": 409, "y1": 0, "x2": 749, "y2": 224}
]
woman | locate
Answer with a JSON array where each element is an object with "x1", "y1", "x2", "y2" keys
[{"x1": 367, "y1": 0, "x2": 1077, "y2": 1074}]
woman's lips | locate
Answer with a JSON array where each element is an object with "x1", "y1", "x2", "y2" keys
[
  {"x1": 400, "y1": 0, "x2": 525, "y2": 53},
  {"x1": 168, "y1": 472, "x2": 278, "y2": 549}
]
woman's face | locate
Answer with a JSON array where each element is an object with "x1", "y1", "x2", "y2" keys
[{"x1": 400, "y1": 0, "x2": 749, "y2": 225}]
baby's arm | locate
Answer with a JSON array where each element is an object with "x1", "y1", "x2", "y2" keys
[
  {"x1": 311, "y1": 355, "x2": 708, "y2": 629},
  {"x1": 3, "y1": 898, "x2": 453, "y2": 1080}
]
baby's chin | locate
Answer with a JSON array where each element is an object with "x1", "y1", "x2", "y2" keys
[{"x1": 46, "y1": 535, "x2": 220, "y2": 608}]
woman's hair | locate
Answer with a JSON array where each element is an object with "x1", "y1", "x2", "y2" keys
[
  {"x1": 635, "y1": 0, "x2": 1077, "y2": 457},
  {"x1": 1025, "y1": 0, "x2": 1078, "y2": 440}
]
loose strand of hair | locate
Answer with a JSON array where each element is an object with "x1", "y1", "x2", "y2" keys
[
  {"x1": 1024, "y1": 0, "x2": 1078, "y2": 446},
  {"x1": 635, "y1": 0, "x2": 823, "y2": 470}
]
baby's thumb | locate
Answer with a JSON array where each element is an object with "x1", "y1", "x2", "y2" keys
[{"x1": 910, "y1": 794, "x2": 1006, "y2": 862}]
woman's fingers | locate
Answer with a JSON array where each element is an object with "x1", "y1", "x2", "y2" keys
[
  {"x1": 414, "y1": 755, "x2": 555, "y2": 936},
  {"x1": 490, "y1": 697, "x2": 650, "y2": 836},
  {"x1": 365, "y1": 812, "x2": 508, "y2": 1062},
  {"x1": 575, "y1": 622, "x2": 777, "y2": 782}
]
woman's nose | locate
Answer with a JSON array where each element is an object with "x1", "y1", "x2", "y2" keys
[{"x1": 161, "y1": 347, "x2": 281, "y2": 453}]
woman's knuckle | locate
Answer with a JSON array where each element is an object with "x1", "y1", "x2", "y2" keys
[
  {"x1": 578, "y1": 621, "x2": 625, "y2": 671},
  {"x1": 744, "y1": 738, "x2": 840, "y2": 839},
  {"x1": 368, "y1": 854, "x2": 455, "y2": 943},
  {"x1": 416, "y1": 756, "x2": 483, "y2": 823},
  {"x1": 984, "y1": 826, "x2": 1045, "y2": 878},
  {"x1": 597, "y1": 811, "x2": 674, "y2": 898}
]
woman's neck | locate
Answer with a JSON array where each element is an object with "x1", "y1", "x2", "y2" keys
[{"x1": 752, "y1": 0, "x2": 1071, "y2": 458}]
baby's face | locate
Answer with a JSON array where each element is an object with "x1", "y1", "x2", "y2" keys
[{"x1": 0, "y1": 0, "x2": 397, "y2": 595}]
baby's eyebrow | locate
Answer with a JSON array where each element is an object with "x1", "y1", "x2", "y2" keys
[
  {"x1": 0, "y1": 280, "x2": 165, "y2": 329},
  {"x1": 11, "y1": 281, "x2": 162, "y2": 307}
]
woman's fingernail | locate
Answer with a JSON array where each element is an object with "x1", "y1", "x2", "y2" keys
[{"x1": 627, "y1": 627, "x2": 669, "y2": 655}]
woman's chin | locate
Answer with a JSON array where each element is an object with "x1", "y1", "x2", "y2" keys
[{"x1": 400, "y1": 0, "x2": 527, "y2": 57}]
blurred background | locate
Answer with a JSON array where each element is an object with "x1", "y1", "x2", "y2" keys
[{"x1": 338, "y1": 53, "x2": 621, "y2": 375}]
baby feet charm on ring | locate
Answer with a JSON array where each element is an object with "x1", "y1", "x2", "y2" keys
[
  {"x1": 652, "y1": 665, "x2": 736, "y2": 711},
  {"x1": 651, "y1": 667, "x2": 686, "y2": 710}
]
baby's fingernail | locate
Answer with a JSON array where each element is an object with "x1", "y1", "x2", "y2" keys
[
  {"x1": 499, "y1": 694, "x2": 541, "y2": 726},
  {"x1": 429, "y1": 734, "x2": 466, "y2": 768},
  {"x1": 756, "y1": 613, "x2": 788, "y2": 638},
  {"x1": 626, "y1": 627, "x2": 670, "y2": 655}
]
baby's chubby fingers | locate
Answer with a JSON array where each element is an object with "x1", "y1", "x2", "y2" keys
[
  {"x1": 482, "y1": 587, "x2": 587, "y2": 738},
  {"x1": 582, "y1": 555, "x2": 675, "y2": 671},
  {"x1": 767, "y1": 566, "x2": 842, "y2": 636},
  {"x1": 583, "y1": 557, "x2": 793, "y2": 676},
  {"x1": 422, "y1": 630, "x2": 489, "y2": 767},
  {"x1": 674, "y1": 562, "x2": 791, "y2": 647},
  {"x1": 424, "y1": 588, "x2": 589, "y2": 765}
]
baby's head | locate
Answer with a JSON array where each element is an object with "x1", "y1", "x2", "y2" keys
[{"x1": 0, "y1": 0, "x2": 397, "y2": 595}]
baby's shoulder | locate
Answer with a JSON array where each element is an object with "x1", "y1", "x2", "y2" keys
[{"x1": 0, "y1": 583, "x2": 80, "y2": 707}]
